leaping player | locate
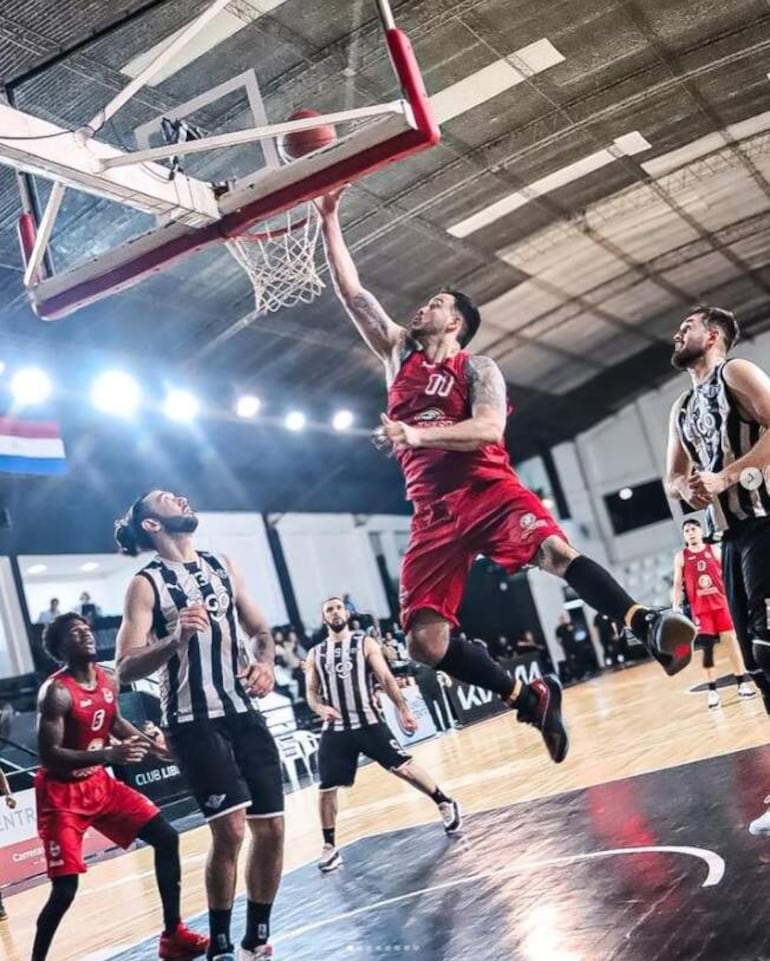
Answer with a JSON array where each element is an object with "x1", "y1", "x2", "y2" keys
[
  {"x1": 316, "y1": 187, "x2": 696, "y2": 764},
  {"x1": 306, "y1": 596, "x2": 461, "y2": 873},
  {"x1": 672, "y1": 518, "x2": 755, "y2": 708},
  {"x1": 31, "y1": 613, "x2": 207, "y2": 961}
]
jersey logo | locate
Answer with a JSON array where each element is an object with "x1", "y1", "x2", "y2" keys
[
  {"x1": 102, "y1": 688, "x2": 114, "y2": 704},
  {"x1": 334, "y1": 659, "x2": 354, "y2": 679},
  {"x1": 414, "y1": 407, "x2": 444, "y2": 422},
  {"x1": 424, "y1": 372, "x2": 454, "y2": 397},
  {"x1": 206, "y1": 794, "x2": 226, "y2": 810},
  {"x1": 698, "y1": 575, "x2": 714, "y2": 589},
  {"x1": 80, "y1": 699, "x2": 93, "y2": 707}
]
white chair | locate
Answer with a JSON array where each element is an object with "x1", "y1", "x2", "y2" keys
[
  {"x1": 293, "y1": 730, "x2": 319, "y2": 774},
  {"x1": 275, "y1": 733, "x2": 313, "y2": 790}
]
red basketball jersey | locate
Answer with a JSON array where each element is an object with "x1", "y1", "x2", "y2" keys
[
  {"x1": 387, "y1": 349, "x2": 514, "y2": 502},
  {"x1": 682, "y1": 546, "x2": 727, "y2": 614},
  {"x1": 44, "y1": 665, "x2": 117, "y2": 779}
]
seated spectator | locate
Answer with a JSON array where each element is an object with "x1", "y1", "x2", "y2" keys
[
  {"x1": 37, "y1": 598, "x2": 60, "y2": 625},
  {"x1": 343, "y1": 592, "x2": 357, "y2": 616},
  {"x1": 493, "y1": 634, "x2": 517, "y2": 660}
]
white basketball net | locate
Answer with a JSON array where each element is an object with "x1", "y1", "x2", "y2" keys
[{"x1": 225, "y1": 203, "x2": 324, "y2": 314}]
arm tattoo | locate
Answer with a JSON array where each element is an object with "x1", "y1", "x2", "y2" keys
[
  {"x1": 252, "y1": 625, "x2": 275, "y2": 664},
  {"x1": 347, "y1": 291, "x2": 400, "y2": 349},
  {"x1": 467, "y1": 355, "x2": 507, "y2": 419}
]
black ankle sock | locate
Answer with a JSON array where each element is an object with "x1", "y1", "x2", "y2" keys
[
  {"x1": 735, "y1": 674, "x2": 748, "y2": 686},
  {"x1": 242, "y1": 901, "x2": 272, "y2": 950},
  {"x1": 708, "y1": 681, "x2": 717, "y2": 691},
  {"x1": 563, "y1": 555, "x2": 639, "y2": 626},
  {"x1": 430, "y1": 787, "x2": 451, "y2": 805},
  {"x1": 207, "y1": 908, "x2": 232, "y2": 959},
  {"x1": 435, "y1": 636, "x2": 515, "y2": 698},
  {"x1": 322, "y1": 827, "x2": 336, "y2": 847}
]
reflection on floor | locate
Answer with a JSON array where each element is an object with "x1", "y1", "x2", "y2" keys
[{"x1": 108, "y1": 745, "x2": 770, "y2": 961}]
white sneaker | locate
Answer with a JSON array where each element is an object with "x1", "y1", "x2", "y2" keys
[
  {"x1": 438, "y1": 799, "x2": 463, "y2": 835},
  {"x1": 237, "y1": 947, "x2": 273, "y2": 961},
  {"x1": 749, "y1": 800, "x2": 770, "y2": 836},
  {"x1": 318, "y1": 843, "x2": 342, "y2": 872},
  {"x1": 707, "y1": 689, "x2": 720, "y2": 709},
  {"x1": 738, "y1": 682, "x2": 757, "y2": 699}
]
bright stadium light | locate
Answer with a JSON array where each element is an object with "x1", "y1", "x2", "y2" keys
[
  {"x1": 91, "y1": 371, "x2": 140, "y2": 416},
  {"x1": 332, "y1": 409, "x2": 354, "y2": 431},
  {"x1": 285, "y1": 411, "x2": 306, "y2": 432},
  {"x1": 236, "y1": 395, "x2": 261, "y2": 419},
  {"x1": 80, "y1": 562, "x2": 100, "y2": 572},
  {"x1": 11, "y1": 367, "x2": 52, "y2": 405},
  {"x1": 619, "y1": 487, "x2": 633, "y2": 501},
  {"x1": 164, "y1": 389, "x2": 200, "y2": 422},
  {"x1": 26, "y1": 563, "x2": 47, "y2": 575}
]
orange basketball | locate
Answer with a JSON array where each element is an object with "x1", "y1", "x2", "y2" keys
[{"x1": 283, "y1": 108, "x2": 337, "y2": 159}]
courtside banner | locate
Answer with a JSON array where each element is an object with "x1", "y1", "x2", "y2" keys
[
  {"x1": 0, "y1": 786, "x2": 116, "y2": 887},
  {"x1": 446, "y1": 655, "x2": 544, "y2": 726},
  {"x1": 0, "y1": 418, "x2": 66, "y2": 475},
  {"x1": 380, "y1": 685, "x2": 437, "y2": 747}
]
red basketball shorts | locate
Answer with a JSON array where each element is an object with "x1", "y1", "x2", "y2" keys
[
  {"x1": 399, "y1": 478, "x2": 566, "y2": 631},
  {"x1": 35, "y1": 767, "x2": 159, "y2": 877},
  {"x1": 693, "y1": 606, "x2": 734, "y2": 637}
]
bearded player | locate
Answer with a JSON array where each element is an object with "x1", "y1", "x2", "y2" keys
[
  {"x1": 317, "y1": 187, "x2": 696, "y2": 764},
  {"x1": 32, "y1": 613, "x2": 207, "y2": 961},
  {"x1": 306, "y1": 596, "x2": 461, "y2": 873},
  {"x1": 672, "y1": 518, "x2": 754, "y2": 708}
]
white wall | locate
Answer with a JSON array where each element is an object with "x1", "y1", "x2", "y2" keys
[
  {"x1": 21, "y1": 512, "x2": 288, "y2": 628},
  {"x1": 0, "y1": 559, "x2": 34, "y2": 677},
  {"x1": 276, "y1": 513, "x2": 393, "y2": 628}
]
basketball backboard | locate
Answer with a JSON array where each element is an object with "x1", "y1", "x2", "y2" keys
[{"x1": 0, "y1": 0, "x2": 439, "y2": 321}]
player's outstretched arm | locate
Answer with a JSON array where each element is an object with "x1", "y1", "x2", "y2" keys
[
  {"x1": 115, "y1": 576, "x2": 201, "y2": 684},
  {"x1": 316, "y1": 189, "x2": 404, "y2": 362}
]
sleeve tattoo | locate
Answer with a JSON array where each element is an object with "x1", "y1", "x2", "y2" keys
[
  {"x1": 347, "y1": 291, "x2": 400, "y2": 348},
  {"x1": 467, "y1": 355, "x2": 507, "y2": 418}
]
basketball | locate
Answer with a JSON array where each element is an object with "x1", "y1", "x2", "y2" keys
[{"x1": 282, "y1": 108, "x2": 337, "y2": 159}]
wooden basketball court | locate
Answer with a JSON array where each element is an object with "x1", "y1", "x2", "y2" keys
[{"x1": 2, "y1": 659, "x2": 768, "y2": 961}]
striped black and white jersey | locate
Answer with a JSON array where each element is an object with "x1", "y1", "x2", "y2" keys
[
  {"x1": 311, "y1": 631, "x2": 382, "y2": 732},
  {"x1": 139, "y1": 550, "x2": 252, "y2": 727},
  {"x1": 676, "y1": 360, "x2": 770, "y2": 536}
]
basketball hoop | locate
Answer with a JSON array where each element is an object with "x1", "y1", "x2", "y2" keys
[{"x1": 225, "y1": 202, "x2": 324, "y2": 314}]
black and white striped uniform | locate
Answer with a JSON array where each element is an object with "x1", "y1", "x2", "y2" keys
[
  {"x1": 138, "y1": 550, "x2": 252, "y2": 727},
  {"x1": 312, "y1": 631, "x2": 411, "y2": 790},
  {"x1": 675, "y1": 360, "x2": 770, "y2": 537},
  {"x1": 139, "y1": 550, "x2": 284, "y2": 822},
  {"x1": 310, "y1": 631, "x2": 381, "y2": 731},
  {"x1": 676, "y1": 359, "x2": 770, "y2": 682}
]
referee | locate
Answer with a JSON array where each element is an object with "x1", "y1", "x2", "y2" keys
[
  {"x1": 306, "y1": 596, "x2": 462, "y2": 873},
  {"x1": 114, "y1": 490, "x2": 283, "y2": 961}
]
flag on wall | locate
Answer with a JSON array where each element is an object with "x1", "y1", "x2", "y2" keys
[{"x1": 0, "y1": 418, "x2": 66, "y2": 475}]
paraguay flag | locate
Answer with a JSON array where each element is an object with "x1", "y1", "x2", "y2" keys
[{"x1": 0, "y1": 417, "x2": 66, "y2": 475}]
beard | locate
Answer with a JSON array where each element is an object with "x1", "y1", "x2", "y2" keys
[
  {"x1": 326, "y1": 616, "x2": 347, "y2": 634},
  {"x1": 670, "y1": 344, "x2": 705, "y2": 370},
  {"x1": 161, "y1": 513, "x2": 199, "y2": 535}
]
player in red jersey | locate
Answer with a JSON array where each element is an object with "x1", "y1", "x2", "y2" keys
[
  {"x1": 317, "y1": 187, "x2": 696, "y2": 764},
  {"x1": 31, "y1": 613, "x2": 208, "y2": 961},
  {"x1": 672, "y1": 518, "x2": 755, "y2": 708}
]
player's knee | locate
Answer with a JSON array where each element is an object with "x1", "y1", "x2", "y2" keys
[
  {"x1": 210, "y1": 810, "x2": 246, "y2": 855},
  {"x1": 138, "y1": 813, "x2": 178, "y2": 855},
  {"x1": 249, "y1": 814, "x2": 284, "y2": 848},
  {"x1": 536, "y1": 536, "x2": 578, "y2": 577},
  {"x1": 407, "y1": 610, "x2": 450, "y2": 665}
]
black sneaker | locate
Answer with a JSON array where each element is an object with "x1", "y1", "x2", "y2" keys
[
  {"x1": 513, "y1": 675, "x2": 569, "y2": 764},
  {"x1": 636, "y1": 608, "x2": 695, "y2": 676}
]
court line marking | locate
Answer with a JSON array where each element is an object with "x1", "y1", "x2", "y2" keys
[{"x1": 271, "y1": 844, "x2": 725, "y2": 945}]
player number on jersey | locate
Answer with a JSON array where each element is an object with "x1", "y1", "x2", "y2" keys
[
  {"x1": 91, "y1": 709, "x2": 106, "y2": 731},
  {"x1": 424, "y1": 372, "x2": 454, "y2": 397}
]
